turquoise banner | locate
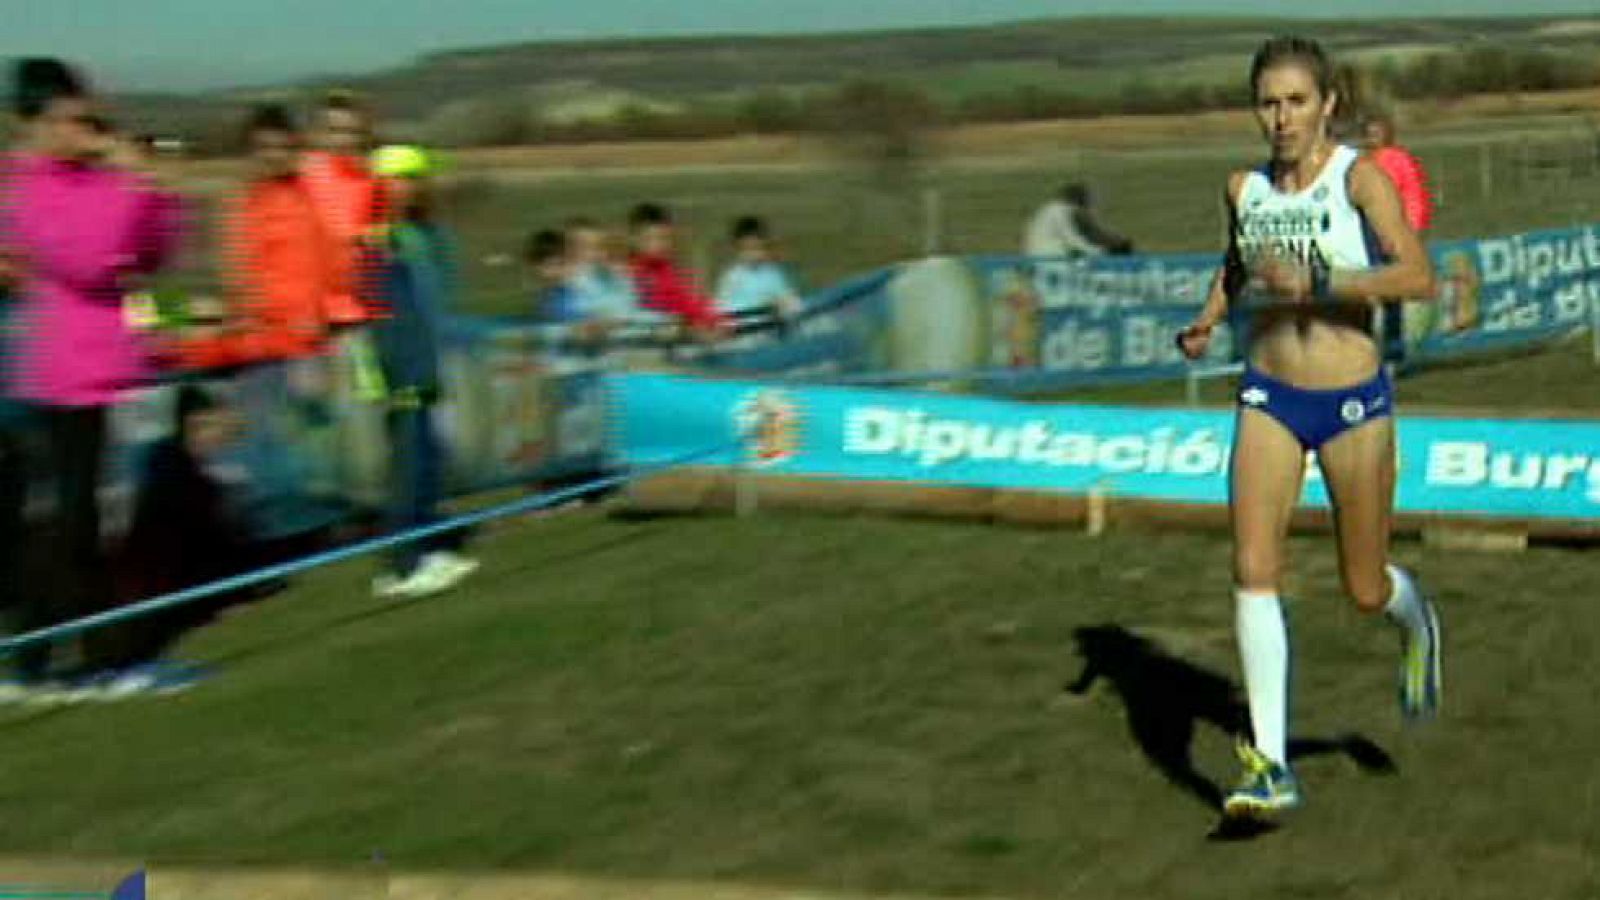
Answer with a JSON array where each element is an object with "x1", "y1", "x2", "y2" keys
[{"x1": 612, "y1": 371, "x2": 1600, "y2": 522}]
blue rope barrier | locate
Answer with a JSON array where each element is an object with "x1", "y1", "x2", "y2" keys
[
  {"x1": 0, "y1": 443, "x2": 737, "y2": 658},
  {"x1": 776, "y1": 361, "x2": 1206, "y2": 391}
]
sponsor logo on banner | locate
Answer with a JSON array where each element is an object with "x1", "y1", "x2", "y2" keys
[
  {"x1": 1425, "y1": 440, "x2": 1600, "y2": 504},
  {"x1": 734, "y1": 389, "x2": 803, "y2": 467},
  {"x1": 977, "y1": 257, "x2": 1235, "y2": 383},
  {"x1": 841, "y1": 406, "x2": 1228, "y2": 475},
  {"x1": 1020, "y1": 256, "x2": 1219, "y2": 314},
  {"x1": 1405, "y1": 226, "x2": 1600, "y2": 359}
]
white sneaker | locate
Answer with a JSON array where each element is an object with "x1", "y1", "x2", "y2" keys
[
  {"x1": 395, "y1": 552, "x2": 479, "y2": 599},
  {"x1": 420, "y1": 551, "x2": 480, "y2": 586},
  {"x1": 401, "y1": 562, "x2": 457, "y2": 598},
  {"x1": 373, "y1": 552, "x2": 478, "y2": 601},
  {"x1": 372, "y1": 573, "x2": 408, "y2": 599},
  {"x1": 375, "y1": 569, "x2": 438, "y2": 600}
]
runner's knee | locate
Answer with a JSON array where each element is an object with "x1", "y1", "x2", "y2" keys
[
  {"x1": 1340, "y1": 560, "x2": 1388, "y2": 613},
  {"x1": 1234, "y1": 545, "x2": 1282, "y2": 592}
]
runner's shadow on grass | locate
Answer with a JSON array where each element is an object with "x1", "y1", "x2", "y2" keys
[{"x1": 1066, "y1": 625, "x2": 1397, "y2": 828}]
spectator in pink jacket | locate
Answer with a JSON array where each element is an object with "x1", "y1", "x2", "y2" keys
[{"x1": 0, "y1": 58, "x2": 179, "y2": 683}]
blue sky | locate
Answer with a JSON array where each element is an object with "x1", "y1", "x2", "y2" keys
[{"x1": 6, "y1": 0, "x2": 1598, "y2": 91}]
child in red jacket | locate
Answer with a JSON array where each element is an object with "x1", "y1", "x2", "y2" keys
[{"x1": 625, "y1": 202, "x2": 729, "y2": 341}]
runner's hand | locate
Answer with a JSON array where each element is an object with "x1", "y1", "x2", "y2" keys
[
  {"x1": 1253, "y1": 248, "x2": 1312, "y2": 303},
  {"x1": 1175, "y1": 322, "x2": 1213, "y2": 361}
]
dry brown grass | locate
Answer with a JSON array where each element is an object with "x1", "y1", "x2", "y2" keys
[{"x1": 174, "y1": 86, "x2": 1600, "y2": 187}]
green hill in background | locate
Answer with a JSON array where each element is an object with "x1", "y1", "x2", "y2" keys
[{"x1": 100, "y1": 15, "x2": 1600, "y2": 151}]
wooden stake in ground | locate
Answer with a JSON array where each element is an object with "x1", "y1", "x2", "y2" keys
[{"x1": 1086, "y1": 483, "x2": 1109, "y2": 537}]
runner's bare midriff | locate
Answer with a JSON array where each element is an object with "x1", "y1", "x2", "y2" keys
[{"x1": 1247, "y1": 304, "x2": 1381, "y2": 389}]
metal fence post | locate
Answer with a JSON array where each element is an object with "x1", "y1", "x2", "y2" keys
[{"x1": 922, "y1": 186, "x2": 943, "y2": 257}]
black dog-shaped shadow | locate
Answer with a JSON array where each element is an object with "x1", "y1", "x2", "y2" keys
[{"x1": 1066, "y1": 624, "x2": 1396, "y2": 830}]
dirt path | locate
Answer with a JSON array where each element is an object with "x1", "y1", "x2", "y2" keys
[{"x1": 0, "y1": 860, "x2": 1014, "y2": 900}]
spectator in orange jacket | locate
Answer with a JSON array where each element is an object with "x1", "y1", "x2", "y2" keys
[
  {"x1": 1363, "y1": 112, "x2": 1433, "y2": 233},
  {"x1": 300, "y1": 89, "x2": 381, "y2": 326},
  {"x1": 186, "y1": 105, "x2": 349, "y2": 542},
  {"x1": 183, "y1": 104, "x2": 337, "y2": 369},
  {"x1": 1363, "y1": 111, "x2": 1434, "y2": 364},
  {"x1": 626, "y1": 202, "x2": 728, "y2": 339}
]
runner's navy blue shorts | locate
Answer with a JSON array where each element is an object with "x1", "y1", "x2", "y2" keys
[{"x1": 1236, "y1": 365, "x2": 1392, "y2": 450}]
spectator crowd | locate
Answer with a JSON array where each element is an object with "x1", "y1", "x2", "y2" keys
[{"x1": 0, "y1": 57, "x2": 807, "y2": 697}]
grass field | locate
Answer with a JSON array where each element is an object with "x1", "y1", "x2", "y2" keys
[{"x1": 1, "y1": 498, "x2": 1596, "y2": 898}]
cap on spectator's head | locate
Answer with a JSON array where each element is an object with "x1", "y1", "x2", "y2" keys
[
  {"x1": 371, "y1": 144, "x2": 435, "y2": 179},
  {"x1": 524, "y1": 228, "x2": 566, "y2": 266},
  {"x1": 320, "y1": 87, "x2": 367, "y2": 114},
  {"x1": 12, "y1": 57, "x2": 86, "y2": 120},
  {"x1": 246, "y1": 103, "x2": 298, "y2": 137},
  {"x1": 732, "y1": 215, "x2": 768, "y2": 241},
  {"x1": 1362, "y1": 109, "x2": 1396, "y2": 131},
  {"x1": 1059, "y1": 182, "x2": 1091, "y2": 206},
  {"x1": 629, "y1": 202, "x2": 672, "y2": 229}
]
